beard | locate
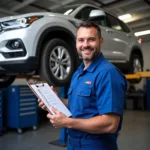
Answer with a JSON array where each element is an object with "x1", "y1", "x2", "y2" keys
[{"x1": 78, "y1": 46, "x2": 100, "y2": 61}]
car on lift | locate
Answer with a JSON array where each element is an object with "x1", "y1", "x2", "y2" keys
[{"x1": 0, "y1": 3, "x2": 143, "y2": 88}]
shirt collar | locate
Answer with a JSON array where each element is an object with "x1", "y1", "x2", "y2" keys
[{"x1": 78, "y1": 53, "x2": 105, "y2": 73}]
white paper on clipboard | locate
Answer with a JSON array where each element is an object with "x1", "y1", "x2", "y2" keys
[{"x1": 28, "y1": 82, "x2": 72, "y2": 117}]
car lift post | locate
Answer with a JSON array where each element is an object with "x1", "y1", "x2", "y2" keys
[
  {"x1": 49, "y1": 85, "x2": 69, "y2": 147},
  {"x1": 126, "y1": 72, "x2": 150, "y2": 110}
]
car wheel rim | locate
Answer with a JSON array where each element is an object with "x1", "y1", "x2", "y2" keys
[
  {"x1": 133, "y1": 58, "x2": 142, "y2": 73},
  {"x1": 49, "y1": 46, "x2": 71, "y2": 80}
]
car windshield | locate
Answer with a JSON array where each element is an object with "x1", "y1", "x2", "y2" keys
[{"x1": 52, "y1": 5, "x2": 79, "y2": 15}]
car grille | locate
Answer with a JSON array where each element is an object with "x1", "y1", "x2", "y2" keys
[
  {"x1": 0, "y1": 24, "x2": 3, "y2": 33},
  {"x1": 0, "y1": 24, "x2": 3, "y2": 32}
]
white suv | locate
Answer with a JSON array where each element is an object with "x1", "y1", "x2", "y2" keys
[{"x1": 0, "y1": 3, "x2": 143, "y2": 88}]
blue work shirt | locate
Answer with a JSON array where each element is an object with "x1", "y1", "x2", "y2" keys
[{"x1": 67, "y1": 53, "x2": 127, "y2": 149}]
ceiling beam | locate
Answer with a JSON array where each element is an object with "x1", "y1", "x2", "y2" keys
[
  {"x1": 129, "y1": 20, "x2": 150, "y2": 29},
  {"x1": 15, "y1": 0, "x2": 51, "y2": 12},
  {"x1": 122, "y1": 5, "x2": 149, "y2": 14},
  {"x1": 125, "y1": 13, "x2": 150, "y2": 23},
  {"x1": 11, "y1": 0, "x2": 37, "y2": 11},
  {"x1": 29, "y1": 4, "x2": 51, "y2": 12},
  {"x1": 94, "y1": 0, "x2": 123, "y2": 7},
  {"x1": 47, "y1": 0, "x2": 60, "y2": 4},
  {"x1": 144, "y1": 0, "x2": 150, "y2": 5},
  {"x1": 49, "y1": 0, "x2": 78, "y2": 10},
  {"x1": 132, "y1": 25, "x2": 150, "y2": 32},
  {"x1": 0, "y1": 7, "x2": 18, "y2": 15},
  {"x1": 104, "y1": 0, "x2": 141, "y2": 9},
  {"x1": 115, "y1": 8, "x2": 124, "y2": 14}
]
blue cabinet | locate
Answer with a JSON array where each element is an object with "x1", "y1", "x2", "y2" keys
[
  {"x1": 4, "y1": 85, "x2": 38, "y2": 133},
  {"x1": 0, "y1": 90, "x2": 3, "y2": 133},
  {"x1": 146, "y1": 78, "x2": 150, "y2": 109}
]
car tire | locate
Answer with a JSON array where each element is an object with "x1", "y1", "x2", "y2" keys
[
  {"x1": 128, "y1": 54, "x2": 143, "y2": 84},
  {"x1": 0, "y1": 74, "x2": 16, "y2": 88},
  {"x1": 40, "y1": 38, "x2": 75, "y2": 86}
]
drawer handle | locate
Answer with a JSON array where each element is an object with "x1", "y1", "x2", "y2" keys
[{"x1": 20, "y1": 111, "x2": 36, "y2": 116}]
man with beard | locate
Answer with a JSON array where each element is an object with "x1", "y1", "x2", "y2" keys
[{"x1": 38, "y1": 21, "x2": 127, "y2": 150}]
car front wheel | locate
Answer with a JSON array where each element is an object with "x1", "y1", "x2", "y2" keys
[
  {"x1": 0, "y1": 74, "x2": 16, "y2": 88},
  {"x1": 40, "y1": 38, "x2": 75, "y2": 86}
]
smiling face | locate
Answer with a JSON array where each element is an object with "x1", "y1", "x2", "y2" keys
[{"x1": 76, "y1": 27, "x2": 103, "y2": 65}]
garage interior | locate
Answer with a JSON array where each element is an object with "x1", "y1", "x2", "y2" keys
[{"x1": 0, "y1": 0, "x2": 150, "y2": 150}]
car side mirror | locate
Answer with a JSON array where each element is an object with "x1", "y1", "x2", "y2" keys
[{"x1": 89, "y1": 10, "x2": 106, "y2": 18}]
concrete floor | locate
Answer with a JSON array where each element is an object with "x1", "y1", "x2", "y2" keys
[{"x1": 0, "y1": 110, "x2": 150, "y2": 150}]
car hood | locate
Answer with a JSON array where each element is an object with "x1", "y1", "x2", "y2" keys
[{"x1": 0, "y1": 12, "x2": 75, "y2": 22}]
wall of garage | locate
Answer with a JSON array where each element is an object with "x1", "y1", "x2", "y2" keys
[
  {"x1": 13, "y1": 78, "x2": 29, "y2": 85},
  {"x1": 134, "y1": 41, "x2": 150, "y2": 90},
  {"x1": 142, "y1": 42, "x2": 150, "y2": 71}
]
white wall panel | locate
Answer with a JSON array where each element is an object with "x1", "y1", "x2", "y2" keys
[
  {"x1": 134, "y1": 41, "x2": 150, "y2": 90},
  {"x1": 142, "y1": 42, "x2": 150, "y2": 71}
]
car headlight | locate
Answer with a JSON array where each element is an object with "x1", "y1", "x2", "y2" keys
[{"x1": 1, "y1": 16, "x2": 43, "y2": 31}]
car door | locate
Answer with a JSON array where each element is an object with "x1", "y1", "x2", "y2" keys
[
  {"x1": 105, "y1": 13, "x2": 132, "y2": 62},
  {"x1": 74, "y1": 6, "x2": 113, "y2": 59}
]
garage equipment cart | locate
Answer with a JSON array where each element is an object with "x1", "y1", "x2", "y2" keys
[
  {"x1": 4, "y1": 85, "x2": 38, "y2": 133},
  {"x1": 0, "y1": 90, "x2": 3, "y2": 134}
]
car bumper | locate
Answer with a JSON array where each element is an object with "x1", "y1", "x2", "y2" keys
[
  {"x1": 0, "y1": 57, "x2": 38, "y2": 73},
  {"x1": 0, "y1": 23, "x2": 42, "y2": 61}
]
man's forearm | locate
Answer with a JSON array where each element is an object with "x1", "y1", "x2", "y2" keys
[{"x1": 64, "y1": 114, "x2": 120, "y2": 134}]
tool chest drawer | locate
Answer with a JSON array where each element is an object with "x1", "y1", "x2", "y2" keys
[
  {"x1": 4, "y1": 85, "x2": 38, "y2": 133},
  {"x1": 0, "y1": 90, "x2": 3, "y2": 133}
]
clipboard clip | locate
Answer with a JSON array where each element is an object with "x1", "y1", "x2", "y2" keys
[
  {"x1": 28, "y1": 80, "x2": 45, "y2": 88},
  {"x1": 35, "y1": 82, "x2": 44, "y2": 88}
]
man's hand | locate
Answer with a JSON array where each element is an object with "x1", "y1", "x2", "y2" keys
[
  {"x1": 47, "y1": 107, "x2": 68, "y2": 128},
  {"x1": 38, "y1": 99, "x2": 48, "y2": 111}
]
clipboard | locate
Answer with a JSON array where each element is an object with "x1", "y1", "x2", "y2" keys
[{"x1": 27, "y1": 81, "x2": 72, "y2": 117}]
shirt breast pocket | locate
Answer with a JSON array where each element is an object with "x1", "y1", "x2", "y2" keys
[
  {"x1": 76, "y1": 88, "x2": 92, "y2": 111},
  {"x1": 67, "y1": 88, "x2": 73, "y2": 96}
]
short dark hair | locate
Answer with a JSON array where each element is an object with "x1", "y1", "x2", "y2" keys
[{"x1": 77, "y1": 21, "x2": 101, "y2": 37}]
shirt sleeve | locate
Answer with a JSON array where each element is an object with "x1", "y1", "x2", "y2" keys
[{"x1": 95, "y1": 68, "x2": 127, "y2": 116}]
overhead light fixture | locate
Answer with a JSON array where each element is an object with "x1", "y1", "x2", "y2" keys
[
  {"x1": 135, "y1": 30, "x2": 150, "y2": 36},
  {"x1": 118, "y1": 14, "x2": 132, "y2": 20}
]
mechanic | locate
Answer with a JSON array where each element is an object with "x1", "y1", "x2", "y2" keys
[{"x1": 38, "y1": 20, "x2": 127, "y2": 150}]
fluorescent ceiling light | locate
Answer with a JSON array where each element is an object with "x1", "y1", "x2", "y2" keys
[
  {"x1": 118, "y1": 14, "x2": 132, "y2": 20},
  {"x1": 135, "y1": 30, "x2": 150, "y2": 36}
]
